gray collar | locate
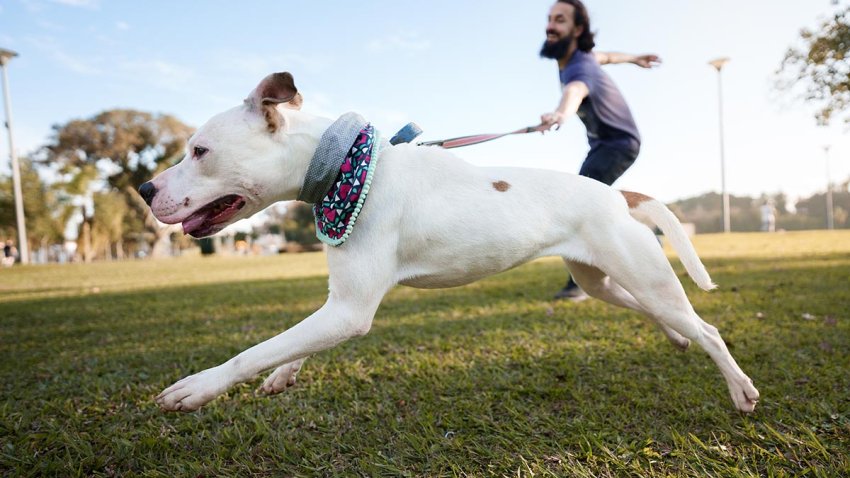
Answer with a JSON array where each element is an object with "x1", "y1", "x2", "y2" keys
[{"x1": 297, "y1": 112, "x2": 368, "y2": 203}]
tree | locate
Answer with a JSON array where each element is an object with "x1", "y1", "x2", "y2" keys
[
  {"x1": 0, "y1": 158, "x2": 65, "y2": 255},
  {"x1": 41, "y1": 109, "x2": 193, "y2": 257},
  {"x1": 282, "y1": 202, "x2": 320, "y2": 247},
  {"x1": 667, "y1": 192, "x2": 768, "y2": 233},
  {"x1": 794, "y1": 185, "x2": 850, "y2": 229},
  {"x1": 91, "y1": 190, "x2": 130, "y2": 260},
  {"x1": 777, "y1": 5, "x2": 850, "y2": 125}
]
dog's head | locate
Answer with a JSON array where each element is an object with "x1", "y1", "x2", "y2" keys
[{"x1": 139, "y1": 72, "x2": 307, "y2": 238}]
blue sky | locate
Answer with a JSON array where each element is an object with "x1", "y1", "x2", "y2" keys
[{"x1": 0, "y1": 0, "x2": 847, "y2": 203}]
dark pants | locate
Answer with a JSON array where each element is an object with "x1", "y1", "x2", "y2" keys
[
  {"x1": 579, "y1": 142, "x2": 639, "y2": 186},
  {"x1": 565, "y1": 142, "x2": 640, "y2": 290}
]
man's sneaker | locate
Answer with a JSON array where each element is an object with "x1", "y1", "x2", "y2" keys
[{"x1": 553, "y1": 285, "x2": 589, "y2": 302}]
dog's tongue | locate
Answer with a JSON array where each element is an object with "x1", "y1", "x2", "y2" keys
[{"x1": 182, "y1": 214, "x2": 207, "y2": 235}]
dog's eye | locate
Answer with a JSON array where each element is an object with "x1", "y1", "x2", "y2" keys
[{"x1": 193, "y1": 146, "x2": 209, "y2": 159}]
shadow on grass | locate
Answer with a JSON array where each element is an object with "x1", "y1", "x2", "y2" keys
[{"x1": 1, "y1": 254, "x2": 848, "y2": 475}]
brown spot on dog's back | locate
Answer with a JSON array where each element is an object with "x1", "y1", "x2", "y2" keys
[
  {"x1": 621, "y1": 190, "x2": 652, "y2": 208},
  {"x1": 492, "y1": 181, "x2": 511, "y2": 192}
]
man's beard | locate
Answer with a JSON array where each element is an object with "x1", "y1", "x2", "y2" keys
[{"x1": 539, "y1": 37, "x2": 572, "y2": 60}]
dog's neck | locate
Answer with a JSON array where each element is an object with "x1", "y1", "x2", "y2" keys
[
  {"x1": 285, "y1": 109, "x2": 335, "y2": 141},
  {"x1": 268, "y1": 109, "x2": 334, "y2": 203}
]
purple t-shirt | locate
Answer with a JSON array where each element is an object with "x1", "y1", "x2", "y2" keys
[{"x1": 559, "y1": 50, "x2": 641, "y2": 150}]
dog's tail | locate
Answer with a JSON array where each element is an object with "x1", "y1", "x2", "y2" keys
[{"x1": 621, "y1": 191, "x2": 716, "y2": 291}]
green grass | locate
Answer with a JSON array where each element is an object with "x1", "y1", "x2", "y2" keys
[{"x1": 1, "y1": 231, "x2": 848, "y2": 477}]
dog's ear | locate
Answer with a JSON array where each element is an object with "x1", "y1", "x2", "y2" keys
[{"x1": 248, "y1": 72, "x2": 301, "y2": 133}]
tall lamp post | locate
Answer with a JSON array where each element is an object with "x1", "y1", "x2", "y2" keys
[
  {"x1": 824, "y1": 145, "x2": 834, "y2": 230},
  {"x1": 709, "y1": 57, "x2": 731, "y2": 233},
  {"x1": 0, "y1": 48, "x2": 28, "y2": 264}
]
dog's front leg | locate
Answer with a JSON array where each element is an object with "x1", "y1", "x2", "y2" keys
[{"x1": 155, "y1": 291, "x2": 386, "y2": 412}]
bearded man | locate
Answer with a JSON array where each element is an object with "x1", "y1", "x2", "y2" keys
[{"x1": 539, "y1": 0, "x2": 661, "y2": 301}]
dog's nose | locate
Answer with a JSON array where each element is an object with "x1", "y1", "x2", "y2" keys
[{"x1": 138, "y1": 182, "x2": 158, "y2": 206}]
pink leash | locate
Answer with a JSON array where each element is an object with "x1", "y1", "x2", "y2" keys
[{"x1": 417, "y1": 125, "x2": 543, "y2": 149}]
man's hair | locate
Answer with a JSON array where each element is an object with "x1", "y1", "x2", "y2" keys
[{"x1": 558, "y1": 0, "x2": 595, "y2": 52}]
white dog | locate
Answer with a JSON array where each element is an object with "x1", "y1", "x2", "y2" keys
[{"x1": 141, "y1": 72, "x2": 759, "y2": 413}]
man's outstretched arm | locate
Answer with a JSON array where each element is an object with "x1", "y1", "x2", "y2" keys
[
  {"x1": 538, "y1": 80, "x2": 589, "y2": 132},
  {"x1": 594, "y1": 52, "x2": 661, "y2": 68}
]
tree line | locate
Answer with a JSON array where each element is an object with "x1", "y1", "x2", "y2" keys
[{"x1": 668, "y1": 187, "x2": 850, "y2": 234}]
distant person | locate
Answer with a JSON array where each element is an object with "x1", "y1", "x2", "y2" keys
[
  {"x1": 760, "y1": 200, "x2": 776, "y2": 232},
  {"x1": 2, "y1": 240, "x2": 15, "y2": 267},
  {"x1": 539, "y1": 0, "x2": 660, "y2": 301}
]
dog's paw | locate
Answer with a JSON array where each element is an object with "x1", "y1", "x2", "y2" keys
[
  {"x1": 730, "y1": 378, "x2": 760, "y2": 414},
  {"x1": 260, "y1": 358, "x2": 305, "y2": 395},
  {"x1": 155, "y1": 366, "x2": 232, "y2": 412},
  {"x1": 672, "y1": 337, "x2": 691, "y2": 351}
]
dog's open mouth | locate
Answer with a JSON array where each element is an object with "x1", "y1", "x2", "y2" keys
[{"x1": 181, "y1": 195, "x2": 246, "y2": 238}]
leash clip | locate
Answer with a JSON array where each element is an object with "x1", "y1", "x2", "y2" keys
[{"x1": 389, "y1": 122, "x2": 424, "y2": 145}]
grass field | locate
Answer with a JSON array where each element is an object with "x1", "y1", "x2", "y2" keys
[{"x1": 1, "y1": 231, "x2": 848, "y2": 477}]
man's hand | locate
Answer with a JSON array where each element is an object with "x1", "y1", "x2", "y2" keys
[
  {"x1": 539, "y1": 111, "x2": 566, "y2": 132},
  {"x1": 631, "y1": 54, "x2": 661, "y2": 68},
  {"x1": 539, "y1": 80, "x2": 588, "y2": 133}
]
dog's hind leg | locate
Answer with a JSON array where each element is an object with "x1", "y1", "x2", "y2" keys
[
  {"x1": 585, "y1": 222, "x2": 759, "y2": 412},
  {"x1": 565, "y1": 259, "x2": 691, "y2": 350},
  {"x1": 260, "y1": 357, "x2": 306, "y2": 395}
]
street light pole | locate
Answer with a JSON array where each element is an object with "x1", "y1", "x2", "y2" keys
[
  {"x1": 824, "y1": 145, "x2": 834, "y2": 230},
  {"x1": 709, "y1": 57, "x2": 731, "y2": 233},
  {"x1": 0, "y1": 48, "x2": 28, "y2": 264}
]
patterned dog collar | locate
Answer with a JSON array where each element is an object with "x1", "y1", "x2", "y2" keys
[{"x1": 311, "y1": 123, "x2": 382, "y2": 246}]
